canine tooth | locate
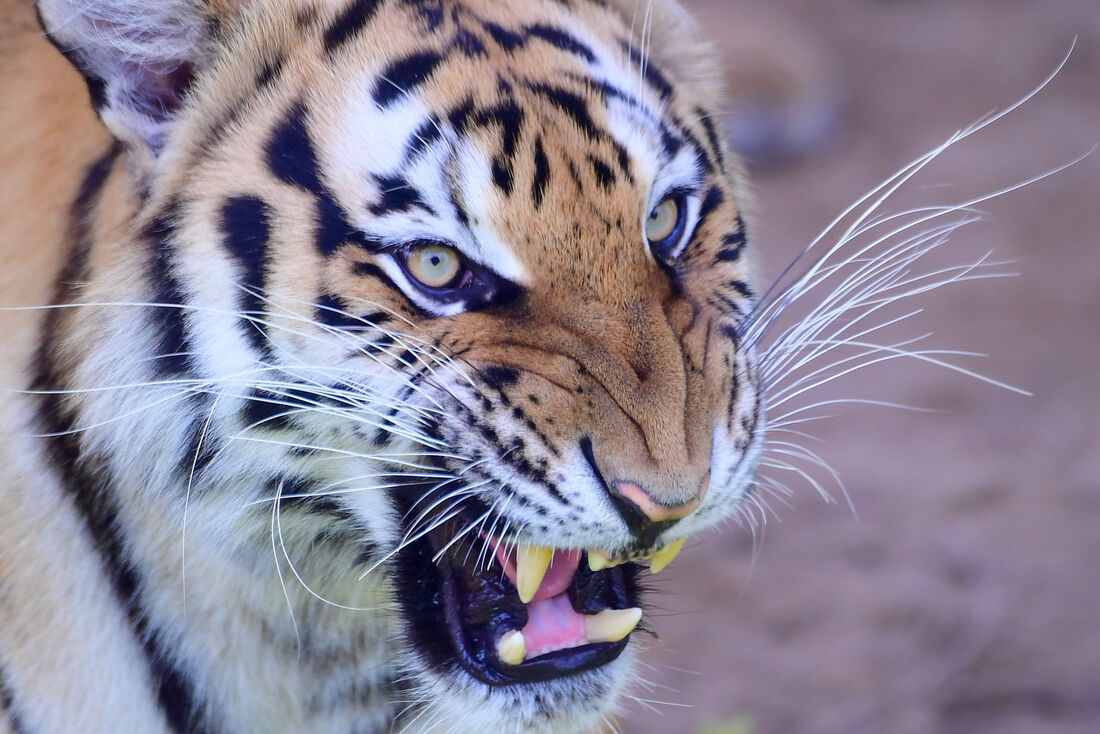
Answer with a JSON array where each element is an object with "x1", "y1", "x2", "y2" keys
[
  {"x1": 585, "y1": 608, "x2": 643, "y2": 644},
  {"x1": 496, "y1": 630, "x2": 526, "y2": 666},
  {"x1": 515, "y1": 545, "x2": 554, "y2": 603},
  {"x1": 588, "y1": 550, "x2": 613, "y2": 572},
  {"x1": 649, "y1": 538, "x2": 686, "y2": 575}
]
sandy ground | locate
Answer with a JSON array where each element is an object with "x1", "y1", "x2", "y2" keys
[{"x1": 621, "y1": 1, "x2": 1100, "y2": 733}]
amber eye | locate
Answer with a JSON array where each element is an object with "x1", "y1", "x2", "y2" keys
[
  {"x1": 406, "y1": 244, "x2": 462, "y2": 289},
  {"x1": 645, "y1": 196, "x2": 685, "y2": 254}
]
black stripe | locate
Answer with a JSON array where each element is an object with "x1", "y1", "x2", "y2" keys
[
  {"x1": 373, "y1": 51, "x2": 447, "y2": 107},
  {"x1": 727, "y1": 279, "x2": 755, "y2": 300},
  {"x1": 255, "y1": 52, "x2": 286, "y2": 90},
  {"x1": 323, "y1": 0, "x2": 382, "y2": 54},
  {"x1": 621, "y1": 43, "x2": 674, "y2": 102},
  {"x1": 715, "y1": 220, "x2": 747, "y2": 263},
  {"x1": 482, "y1": 21, "x2": 525, "y2": 50},
  {"x1": 316, "y1": 292, "x2": 372, "y2": 329},
  {"x1": 527, "y1": 83, "x2": 601, "y2": 140},
  {"x1": 403, "y1": 117, "x2": 443, "y2": 161},
  {"x1": 32, "y1": 149, "x2": 214, "y2": 732},
  {"x1": 588, "y1": 155, "x2": 614, "y2": 189},
  {"x1": 450, "y1": 99, "x2": 525, "y2": 196},
  {"x1": 526, "y1": 24, "x2": 596, "y2": 62},
  {"x1": 144, "y1": 204, "x2": 192, "y2": 377},
  {"x1": 696, "y1": 106, "x2": 727, "y2": 172},
  {"x1": 697, "y1": 184, "x2": 724, "y2": 224},
  {"x1": 220, "y1": 196, "x2": 273, "y2": 354},
  {"x1": 266, "y1": 103, "x2": 373, "y2": 256},
  {"x1": 369, "y1": 175, "x2": 433, "y2": 216},
  {"x1": 532, "y1": 136, "x2": 550, "y2": 209},
  {"x1": 452, "y1": 28, "x2": 487, "y2": 57},
  {"x1": 267, "y1": 104, "x2": 322, "y2": 192},
  {"x1": 402, "y1": 0, "x2": 445, "y2": 30}
]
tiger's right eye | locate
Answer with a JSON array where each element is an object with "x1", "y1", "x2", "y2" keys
[{"x1": 406, "y1": 244, "x2": 462, "y2": 289}]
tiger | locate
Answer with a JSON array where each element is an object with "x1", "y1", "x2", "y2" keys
[{"x1": 0, "y1": 0, "x2": 763, "y2": 731}]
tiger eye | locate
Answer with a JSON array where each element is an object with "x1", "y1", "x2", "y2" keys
[
  {"x1": 645, "y1": 197, "x2": 681, "y2": 247},
  {"x1": 406, "y1": 244, "x2": 461, "y2": 288}
]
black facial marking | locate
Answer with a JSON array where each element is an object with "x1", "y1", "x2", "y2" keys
[
  {"x1": 532, "y1": 136, "x2": 550, "y2": 209},
  {"x1": 369, "y1": 175, "x2": 434, "y2": 216},
  {"x1": 180, "y1": 402, "x2": 220, "y2": 481},
  {"x1": 266, "y1": 104, "x2": 372, "y2": 256},
  {"x1": 255, "y1": 52, "x2": 286, "y2": 90},
  {"x1": 526, "y1": 24, "x2": 597, "y2": 62},
  {"x1": 145, "y1": 204, "x2": 192, "y2": 377},
  {"x1": 482, "y1": 366, "x2": 520, "y2": 390},
  {"x1": 401, "y1": 0, "x2": 445, "y2": 30},
  {"x1": 697, "y1": 184, "x2": 724, "y2": 226},
  {"x1": 450, "y1": 99, "x2": 525, "y2": 196},
  {"x1": 316, "y1": 191, "x2": 366, "y2": 256},
  {"x1": 661, "y1": 127, "x2": 684, "y2": 158},
  {"x1": 727, "y1": 279, "x2": 756, "y2": 300},
  {"x1": 452, "y1": 29, "x2": 487, "y2": 57},
  {"x1": 242, "y1": 388, "x2": 295, "y2": 430},
  {"x1": 316, "y1": 293, "x2": 368, "y2": 329},
  {"x1": 220, "y1": 196, "x2": 273, "y2": 354},
  {"x1": 403, "y1": 117, "x2": 444, "y2": 161},
  {"x1": 482, "y1": 21, "x2": 525, "y2": 50},
  {"x1": 373, "y1": 51, "x2": 448, "y2": 107},
  {"x1": 696, "y1": 106, "x2": 727, "y2": 172},
  {"x1": 589, "y1": 155, "x2": 614, "y2": 189},
  {"x1": 715, "y1": 226, "x2": 747, "y2": 264},
  {"x1": 323, "y1": 0, "x2": 383, "y2": 54},
  {"x1": 267, "y1": 104, "x2": 322, "y2": 192},
  {"x1": 527, "y1": 83, "x2": 601, "y2": 140},
  {"x1": 621, "y1": 43, "x2": 674, "y2": 102}
]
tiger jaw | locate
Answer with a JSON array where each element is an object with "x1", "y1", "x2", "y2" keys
[
  {"x1": 486, "y1": 539, "x2": 684, "y2": 665},
  {"x1": 391, "y1": 497, "x2": 693, "y2": 686}
]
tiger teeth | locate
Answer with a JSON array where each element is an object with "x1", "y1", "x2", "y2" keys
[
  {"x1": 584, "y1": 607, "x2": 643, "y2": 644},
  {"x1": 515, "y1": 544, "x2": 554, "y2": 604},
  {"x1": 649, "y1": 538, "x2": 686, "y2": 575},
  {"x1": 588, "y1": 550, "x2": 614, "y2": 572},
  {"x1": 496, "y1": 630, "x2": 526, "y2": 666}
]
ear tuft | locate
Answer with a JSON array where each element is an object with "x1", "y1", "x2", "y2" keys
[{"x1": 36, "y1": 0, "x2": 211, "y2": 161}]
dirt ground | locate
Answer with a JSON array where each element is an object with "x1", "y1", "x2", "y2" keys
[{"x1": 621, "y1": 1, "x2": 1100, "y2": 733}]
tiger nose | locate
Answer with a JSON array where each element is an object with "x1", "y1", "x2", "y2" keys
[{"x1": 611, "y1": 473, "x2": 709, "y2": 525}]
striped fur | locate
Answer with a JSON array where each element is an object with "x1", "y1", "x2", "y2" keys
[{"x1": 1, "y1": 0, "x2": 760, "y2": 732}]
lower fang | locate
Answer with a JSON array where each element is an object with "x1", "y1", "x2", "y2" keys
[
  {"x1": 584, "y1": 607, "x2": 643, "y2": 644},
  {"x1": 496, "y1": 630, "x2": 526, "y2": 666}
]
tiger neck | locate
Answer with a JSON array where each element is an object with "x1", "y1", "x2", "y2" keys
[{"x1": 31, "y1": 145, "x2": 409, "y2": 732}]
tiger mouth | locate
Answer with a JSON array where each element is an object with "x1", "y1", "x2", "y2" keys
[{"x1": 392, "y1": 508, "x2": 656, "y2": 686}]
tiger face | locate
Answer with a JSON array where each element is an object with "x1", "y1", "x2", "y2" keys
[{"x1": 29, "y1": 0, "x2": 762, "y2": 729}]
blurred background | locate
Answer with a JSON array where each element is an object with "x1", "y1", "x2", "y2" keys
[{"x1": 621, "y1": 1, "x2": 1100, "y2": 733}]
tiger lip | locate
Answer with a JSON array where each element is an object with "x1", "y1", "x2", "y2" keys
[{"x1": 486, "y1": 537, "x2": 686, "y2": 665}]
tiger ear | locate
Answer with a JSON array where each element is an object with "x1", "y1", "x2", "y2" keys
[{"x1": 35, "y1": 0, "x2": 236, "y2": 168}]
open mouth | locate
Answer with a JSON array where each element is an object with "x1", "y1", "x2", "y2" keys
[{"x1": 391, "y1": 500, "x2": 685, "y2": 686}]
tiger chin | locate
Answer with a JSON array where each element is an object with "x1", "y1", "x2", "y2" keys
[{"x1": 0, "y1": 0, "x2": 763, "y2": 732}]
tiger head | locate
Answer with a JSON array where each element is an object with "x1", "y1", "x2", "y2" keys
[{"x1": 38, "y1": 0, "x2": 761, "y2": 729}]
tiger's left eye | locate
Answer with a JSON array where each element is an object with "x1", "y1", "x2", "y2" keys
[
  {"x1": 406, "y1": 244, "x2": 462, "y2": 289},
  {"x1": 645, "y1": 196, "x2": 684, "y2": 254}
]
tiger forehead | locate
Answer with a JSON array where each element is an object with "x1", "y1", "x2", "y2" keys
[{"x1": 188, "y1": 0, "x2": 733, "y2": 288}]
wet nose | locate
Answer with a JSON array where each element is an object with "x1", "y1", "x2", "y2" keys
[{"x1": 611, "y1": 473, "x2": 709, "y2": 524}]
